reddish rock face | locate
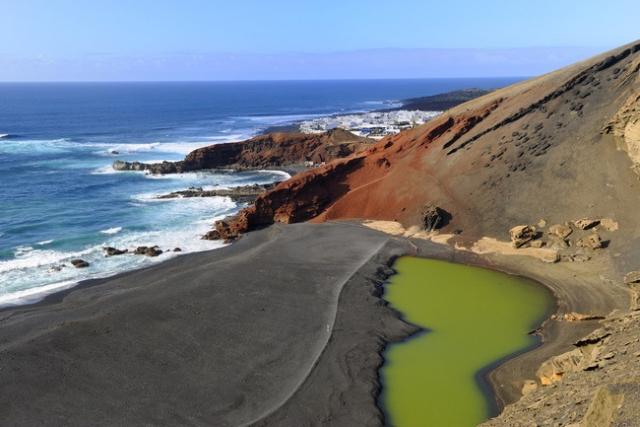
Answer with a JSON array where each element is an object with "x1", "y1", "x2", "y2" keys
[
  {"x1": 184, "y1": 128, "x2": 372, "y2": 170},
  {"x1": 215, "y1": 41, "x2": 640, "y2": 242},
  {"x1": 113, "y1": 128, "x2": 373, "y2": 174}
]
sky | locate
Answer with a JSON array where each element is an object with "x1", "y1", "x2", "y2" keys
[{"x1": 1, "y1": 0, "x2": 638, "y2": 81}]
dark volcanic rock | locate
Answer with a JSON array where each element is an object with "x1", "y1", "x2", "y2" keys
[
  {"x1": 509, "y1": 225, "x2": 537, "y2": 248},
  {"x1": 112, "y1": 160, "x2": 182, "y2": 174},
  {"x1": 103, "y1": 247, "x2": 127, "y2": 256},
  {"x1": 70, "y1": 259, "x2": 90, "y2": 268},
  {"x1": 202, "y1": 230, "x2": 221, "y2": 241},
  {"x1": 422, "y1": 204, "x2": 451, "y2": 231},
  {"x1": 157, "y1": 184, "x2": 277, "y2": 204},
  {"x1": 134, "y1": 246, "x2": 163, "y2": 257},
  {"x1": 573, "y1": 218, "x2": 601, "y2": 230}
]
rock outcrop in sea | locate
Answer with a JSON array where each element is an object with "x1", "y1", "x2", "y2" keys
[
  {"x1": 113, "y1": 129, "x2": 373, "y2": 174},
  {"x1": 155, "y1": 183, "x2": 277, "y2": 204}
]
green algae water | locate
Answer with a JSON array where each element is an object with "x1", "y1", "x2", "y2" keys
[{"x1": 382, "y1": 257, "x2": 552, "y2": 427}]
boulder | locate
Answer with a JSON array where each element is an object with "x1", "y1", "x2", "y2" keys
[
  {"x1": 537, "y1": 348, "x2": 585, "y2": 385},
  {"x1": 422, "y1": 204, "x2": 451, "y2": 231},
  {"x1": 623, "y1": 271, "x2": 640, "y2": 285},
  {"x1": 599, "y1": 217, "x2": 619, "y2": 231},
  {"x1": 624, "y1": 271, "x2": 640, "y2": 310},
  {"x1": 548, "y1": 223, "x2": 573, "y2": 239},
  {"x1": 134, "y1": 246, "x2": 163, "y2": 257},
  {"x1": 573, "y1": 218, "x2": 600, "y2": 230},
  {"x1": 201, "y1": 230, "x2": 221, "y2": 241},
  {"x1": 563, "y1": 312, "x2": 605, "y2": 322},
  {"x1": 173, "y1": 247, "x2": 182, "y2": 252},
  {"x1": 509, "y1": 225, "x2": 537, "y2": 248},
  {"x1": 521, "y1": 379, "x2": 538, "y2": 396},
  {"x1": 577, "y1": 233, "x2": 604, "y2": 250},
  {"x1": 148, "y1": 247, "x2": 163, "y2": 256},
  {"x1": 134, "y1": 246, "x2": 147, "y2": 255},
  {"x1": 70, "y1": 259, "x2": 90, "y2": 268},
  {"x1": 103, "y1": 247, "x2": 127, "y2": 256},
  {"x1": 571, "y1": 253, "x2": 592, "y2": 262},
  {"x1": 574, "y1": 328, "x2": 611, "y2": 347},
  {"x1": 112, "y1": 160, "x2": 181, "y2": 174},
  {"x1": 48, "y1": 264, "x2": 66, "y2": 273},
  {"x1": 548, "y1": 235, "x2": 570, "y2": 250}
]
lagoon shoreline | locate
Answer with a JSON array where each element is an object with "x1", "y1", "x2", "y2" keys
[{"x1": 0, "y1": 219, "x2": 615, "y2": 426}]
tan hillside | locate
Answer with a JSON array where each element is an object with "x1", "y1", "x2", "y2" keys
[{"x1": 218, "y1": 41, "x2": 640, "y2": 280}]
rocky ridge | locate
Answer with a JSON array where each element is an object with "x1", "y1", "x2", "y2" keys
[
  {"x1": 112, "y1": 129, "x2": 373, "y2": 174},
  {"x1": 483, "y1": 310, "x2": 640, "y2": 427},
  {"x1": 156, "y1": 183, "x2": 277, "y2": 204},
  {"x1": 210, "y1": 42, "x2": 640, "y2": 246}
]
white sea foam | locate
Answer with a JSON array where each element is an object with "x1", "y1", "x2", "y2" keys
[
  {"x1": 2, "y1": 246, "x2": 95, "y2": 274},
  {"x1": 256, "y1": 169, "x2": 291, "y2": 180},
  {"x1": 91, "y1": 164, "x2": 119, "y2": 175},
  {"x1": 100, "y1": 227, "x2": 123, "y2": 235},
  {"x1": 142, "y1": 171, "x2": 219, "y2": 181},
  {"x1": 0, "y1": 134, "x2": 246, "y2": 159},
  {"x1": 37, "y1": 240, "x2": 54, "y2": 245},
  {"x1": 14, "y1": 246, "x2": 34, "y2": 256},
  {"x1": 101, "y1": 135, "x2": 245, "y2": 158},
  {"x1": 0, "y1": 213, "x2": 231, "y2": 307},
  {"x1": 0, "y1": 280, "x2": 78, "y2": 307},
  {"x1": 0, "y1": 138, "x2": 74, "y2": 155}
]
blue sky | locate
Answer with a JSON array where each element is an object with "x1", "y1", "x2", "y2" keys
[{"x1": 1, "y1": 0, "x2": 638, "y2": 81}]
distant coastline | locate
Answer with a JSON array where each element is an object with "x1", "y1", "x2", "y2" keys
[
  {"x1": 264, "y1": 88, "x2": 492, "y2": 137},
  {"x1": 0, "y1": 81, "x2": 508, "y2": 308}
]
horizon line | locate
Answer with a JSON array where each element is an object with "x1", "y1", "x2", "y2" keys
[{"x1": 0, "y1": 76, "x2": 530, "y2": 84}]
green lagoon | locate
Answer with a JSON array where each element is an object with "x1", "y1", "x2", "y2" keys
[{"x1": 382, "y1": 257, "x2": 552, "y2": 427}]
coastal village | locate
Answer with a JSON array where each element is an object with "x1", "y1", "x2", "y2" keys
[{"x1": 299, "y1": 110, "x2": 441, "y2": 139}]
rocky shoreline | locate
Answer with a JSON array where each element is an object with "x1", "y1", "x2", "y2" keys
[
  {"x1": 112, "y1": 128, "x2": 373, "y2": 175},
  {"x1": 155, "y1": 183, "x2": 278, "y2": 204}
]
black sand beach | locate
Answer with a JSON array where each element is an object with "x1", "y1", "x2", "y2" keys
[{"x1": 0, "y1": 223, "x2": 418, "y2": 426}]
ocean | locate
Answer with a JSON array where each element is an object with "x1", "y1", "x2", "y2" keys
[{"x1": 0, "y1": 78, "x2": 521, "y2": 305}]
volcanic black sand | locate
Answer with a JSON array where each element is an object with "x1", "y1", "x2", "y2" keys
[{"x1": 0, "y1": 222, "x2": 429, "y2": 427}]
